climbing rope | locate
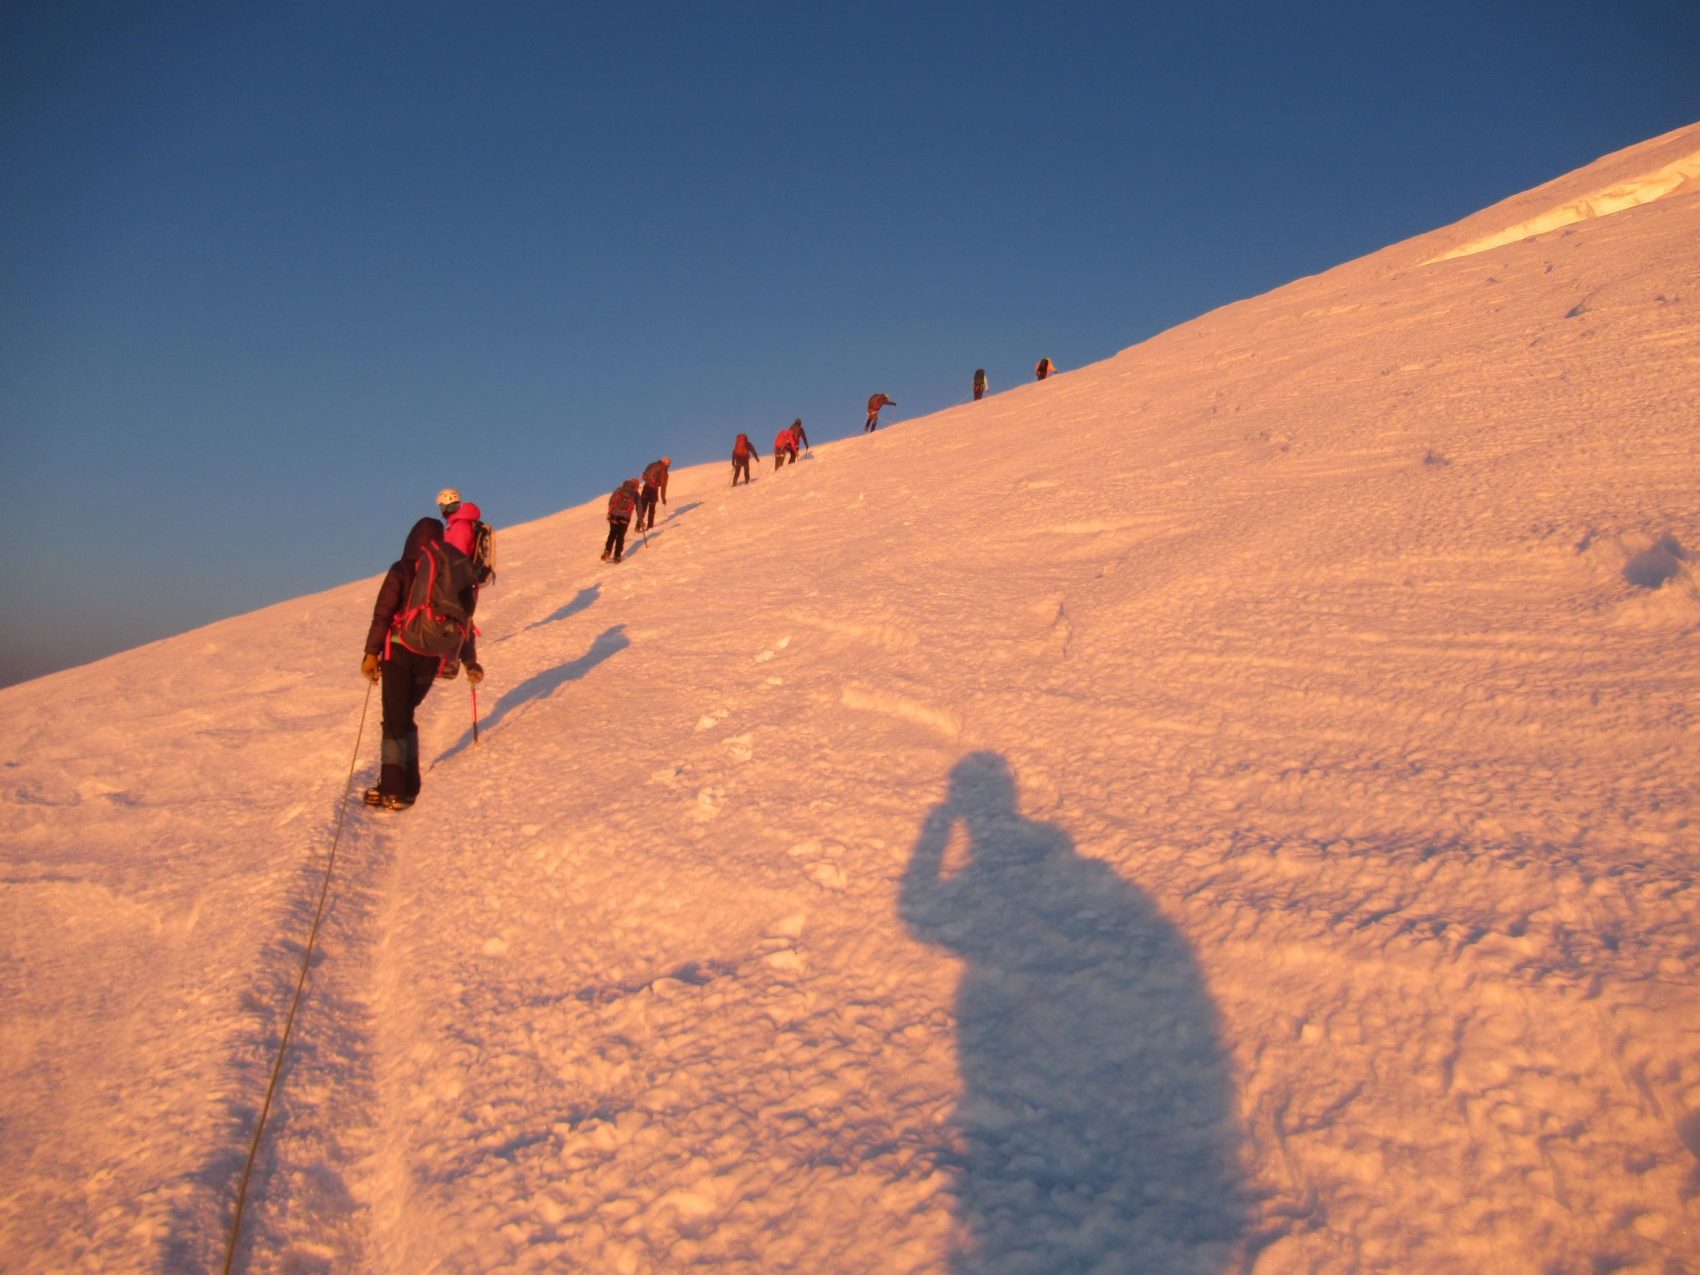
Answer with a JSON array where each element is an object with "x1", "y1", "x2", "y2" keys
[{"x1": 222, "y1": 678, "x2": 373, "y2": 1274}]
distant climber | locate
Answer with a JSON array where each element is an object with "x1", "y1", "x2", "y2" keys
[
  {"x1": 1035, "y1": 357, "x2": 1055, "y2": 381},
  {"x1": 604, "y1": 478, "x2": 641, "y2": 562},
  {"x1": 973, "y1": 369, "x2": 988, "y2": 401},
  {"x1": 865, "y1": 393, "x2": 896, "y2": 432},
  {"x1": 774, "y1": 425, "x2": 799, "y2": 468},
  {"x1": 732, "y1": 433, "x2": 760, "y2": 485},
  {"x1": 639, "y1": 457, "x2": 670, "y2": 531},
  {"x1": 361, "y1": 517, "x2": 482, "y2": 810},
  {"x1": 790, "y1": 418, "x2": 810, "y2": 452}
]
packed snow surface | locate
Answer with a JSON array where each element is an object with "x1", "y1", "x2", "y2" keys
[{"x1": 4, "y1": 124, "x2": 1698, "y2": 1273}]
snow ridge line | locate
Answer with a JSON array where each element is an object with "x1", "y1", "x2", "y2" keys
[{"x1": 221, "y1": 681, "x2": 373, "y2": 1274}]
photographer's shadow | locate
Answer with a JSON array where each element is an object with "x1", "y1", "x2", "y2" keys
[{"x1": 901, "y1": 753, "x2": 1248, "y2": 1274}]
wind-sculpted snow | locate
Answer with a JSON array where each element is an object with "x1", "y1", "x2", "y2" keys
[
  {"x1": 1426, "y1": 140, "x2": 1700, "y2": 264},
  {"x1": 1422, "y1": 120, "x2": 1700, "y2": 265},
  {"x1": 2, "y1": 122, "x2": 1698, "y2": 1272}
]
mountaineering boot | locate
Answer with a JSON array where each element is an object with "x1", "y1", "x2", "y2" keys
[{"x1": 363, "y1": 786, "x2": 413, "y2": 810}]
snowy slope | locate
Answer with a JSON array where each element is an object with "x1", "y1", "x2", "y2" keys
[{"x1": 3, "y1": 123, "x2": 1698, "y2": 1274}]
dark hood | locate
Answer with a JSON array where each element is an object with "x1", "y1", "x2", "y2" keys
[{"x1": 402, "y1": 517, "x2": 444, "y2": 561}]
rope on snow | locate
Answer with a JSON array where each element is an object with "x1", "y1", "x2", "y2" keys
[{"x1": 222, "y1": 678, "x2": 373, "y2": 1274}]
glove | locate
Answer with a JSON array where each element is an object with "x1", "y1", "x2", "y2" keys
[
  {"x1": 361, "y1": 653, "x2": 381, "y2": 682},
  {"x1": 437, "y1": 658, "x2": 460, "y2": 680},
  {"x1": 465, "y1": 662, "x2": 485, "y2": 686}
]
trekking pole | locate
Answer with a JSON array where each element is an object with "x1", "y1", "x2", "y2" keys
[
  {"x1": 470, "y1": 680, "x2": 480, "y2": 745},
  {"x1": 223, "y1": 677, "x2": 372, "y2": 1275}
]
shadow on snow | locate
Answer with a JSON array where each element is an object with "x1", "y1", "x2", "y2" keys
[
  {"x1": 439, "y1": 624, "x2": 629, "y2": 759},
  {"x1": 618, "y1": 500, "x2": 704, "y2": 560},
  {"x1": 900, "y1": 752, "x2": 1250, "y2": 1274},
  {"x1": 497, "y1": 583, "x2": 602, "y2": 643}
]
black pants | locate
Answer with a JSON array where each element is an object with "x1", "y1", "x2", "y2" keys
[
  {"x1": 380, "y1": 645, "x2": 437, "y2": 798},
  {"x1": 639, "y1": 487, "x2": 659, "y2": 530},
  {"x1": 733, "y1": 456, "x2": 752, "y2": 484},
  {"x1": 973, "y1": 386, "x2": 985, "y2": 401},
  {"x1": 605, "y1": 517, "x2": 629, "y2": 560},
  {"x1": 864, "y1": 413, "x2": 879, "y2": 432}
]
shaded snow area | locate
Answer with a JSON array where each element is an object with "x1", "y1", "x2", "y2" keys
[{"x1": 4, "y1": 123, "x2": 1699, "y2": 1274}]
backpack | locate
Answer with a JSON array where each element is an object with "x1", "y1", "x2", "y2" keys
[
  {"x1": 734, "y1": 433, "x2": 753, "y2": 457},
  {"x1": 390, "y1": 541, "x2": 471, "y2": 659},
  {"x1": 643, "y1": 460, "x2": 668, "y2": 486},
  {"x1": 609, "y1": 486, "x2": 637, "y2": 519},
  {"x1": 470, "y1": 520, "x2": 497, "y2": 586}
]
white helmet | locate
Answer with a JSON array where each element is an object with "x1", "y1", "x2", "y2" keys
[{"x1": 436, "y1": 487, "x2": 462, "y2": 514}]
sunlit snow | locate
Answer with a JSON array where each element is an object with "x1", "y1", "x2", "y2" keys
[{"x1": 3, "y1": 123, "x2": 1698, "y2": 1273}]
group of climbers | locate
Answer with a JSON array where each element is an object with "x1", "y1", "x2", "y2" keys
[
  {"x1": 597, "y1": 360, "x2": 1056, "y2": 574},
  {"x1": 969, "y1": 358, "x2": 1054, "y2": 403},
  {"x1": 727, "y1": 419, "x2": 813, "y2": 485},
  {"x1": 724, "y1": 416, "x2": 814, "y2": 488},
  {"x1": 359, "y1": 359, "x2": 1063, "y2": 809},
  {"x1": 601, "y1": 456, "x2": 671, "y2": 564}
]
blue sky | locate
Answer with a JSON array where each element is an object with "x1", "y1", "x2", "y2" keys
[{"x1": 4, "y1": 1, "x2": 1698, "y2": 685}]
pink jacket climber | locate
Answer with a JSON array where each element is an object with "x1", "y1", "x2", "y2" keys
[{"x1": 444, "y1": 502, "x2": 482, "y2": 558}]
